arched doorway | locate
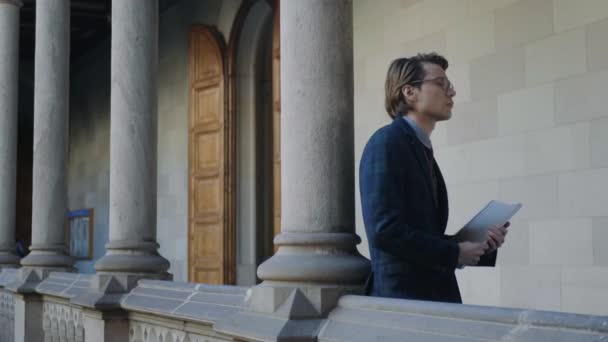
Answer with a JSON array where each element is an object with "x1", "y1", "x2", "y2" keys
[
  {"x1": 187, "y1": 0, "x2": 279, "y2": 286},
  {"x1": 229, "y1": 0, "x2": 276, "y2": 286}
]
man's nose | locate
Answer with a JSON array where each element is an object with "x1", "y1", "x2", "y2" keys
[{"x1": 447, "y1": 87, "x2": 456, "y2": 98}]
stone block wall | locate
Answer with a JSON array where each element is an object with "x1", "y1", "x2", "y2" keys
[
  {"x1": 353, "y1": 0, "x2": 608, "y2": 314},
  {"x1": 68, "y1": 42, "x2": 112, "y2": 274}
]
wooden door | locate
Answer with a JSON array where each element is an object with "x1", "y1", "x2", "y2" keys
[
  {"x1": 188, "y1": 26, "x2": 234, "y2": 284},
  {"x1": 272, "y1": 0, "x2": 281, "y2": 249}
]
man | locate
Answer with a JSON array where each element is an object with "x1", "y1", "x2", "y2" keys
[{"x1": 359, "y1": 53, "x2": 508, "y2": 303}]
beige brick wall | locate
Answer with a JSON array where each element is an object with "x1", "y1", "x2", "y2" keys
[{"x1": 354, "y1": 0, "x2": 608, "y2": 315}]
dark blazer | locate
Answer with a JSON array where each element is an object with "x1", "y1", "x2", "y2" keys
[{"x1": 359, "y1": 117, "x2": 496, "y2": 303}]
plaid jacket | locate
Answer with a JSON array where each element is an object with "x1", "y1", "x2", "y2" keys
[{"x1": 359, "y1": 117, "x2": 496, "y2": 303}]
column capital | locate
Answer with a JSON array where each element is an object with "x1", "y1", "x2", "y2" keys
[{"x1": 0, "y1": 0, "x2": 23, "y2": 7}]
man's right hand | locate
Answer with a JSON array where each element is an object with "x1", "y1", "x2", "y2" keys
[{"x1": 457, "y1": 241, "x2": 488, "y2": 266}]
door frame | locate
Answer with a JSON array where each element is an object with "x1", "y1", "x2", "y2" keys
[{"x1": 225, "y1": 0, "x2": 279, "y2": 280}]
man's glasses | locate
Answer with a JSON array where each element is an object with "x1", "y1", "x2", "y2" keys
[{"x1": 409, "y1": 76, "x2": 454, "y2": 94}]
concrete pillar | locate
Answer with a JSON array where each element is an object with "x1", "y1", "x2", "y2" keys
[
  {"x1": 7, "y1": 4, "x2": 72, "y2": 341},
  {"x1": 82, "y1": 309, "x2": 129, "y2": 342},
  {"x1": 13, "y1": 294, "x2": 43, "y2": 342},
  {"x1": 256, "y1": 0, "x2": 369, "y2": 289},
  {"x1": 15, "y1": 0, "x2": 73, "y2": 284},
  {"x1": 0, "y1": 0, "x2": 22, "y2": 268},
  {"x1": 93, "y1": 0, "x2": 170, "y2": 292},
  {"x1": 216, "y1": 1, "x2": 369, "y2": 340}
]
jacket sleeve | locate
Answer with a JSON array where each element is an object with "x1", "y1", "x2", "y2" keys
[
  {"x1": 360, "y1": 134, "x2": 460, "y2": 270},
  {"x1": 477, "y1": 250, "x2": 497, "y2": 267}
]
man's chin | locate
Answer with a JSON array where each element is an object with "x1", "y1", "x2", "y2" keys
[{"x1": 434, "y1": 111, "x2": 452, "y2": 121}]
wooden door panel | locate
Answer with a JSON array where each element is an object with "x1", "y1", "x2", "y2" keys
[
  {"x1": 194, "y1": 269, "x2": 220, "y2": 284},
  {"x1": 192, "y1": 178, "x2": 221, "y2": 220},
  {"x1": 188, "y1": 26, "x2": 232, "y2": 284},
  {"x1": 192, "y1": 86, "x2": 222, "y2": 127},
  {"x1": 192, "y1": 223, "x2": 221, "y2": 257},
  {"x1": 194, "y1": 133, "x2": 221, "y2": 175}
]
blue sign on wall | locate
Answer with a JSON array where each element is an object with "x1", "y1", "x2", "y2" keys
[{"x1": 67, "y1": 208, "x2": 94, "y2": 259}]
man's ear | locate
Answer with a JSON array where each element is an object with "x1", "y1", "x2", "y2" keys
[{"x1": 402, "y1": 85, "x2": 417, "y2": 104}]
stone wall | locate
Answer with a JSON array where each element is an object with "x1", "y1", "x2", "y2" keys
[
  {"x1": 68, "y1": 41, "x2": 111, "y2": 274},
  {"x1": 353, "y1": 0, "x2": 608, "y2": 315}
]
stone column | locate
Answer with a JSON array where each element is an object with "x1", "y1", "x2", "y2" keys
[
  {"x1": 16, "y1": 0, "x2": 73, "y2": 282},
  {"x1": 0, "y1": 0, "x2": 22, "y2": 268},
  {"x1": 8, "y1": 2, "x2": 72, "y2": 341},
  {"x1": 216, "y1": 1, "x2": 369, "y2": 340},
  {"x1": 92, "y1": 0, "x2": 170, "y2": 293}
]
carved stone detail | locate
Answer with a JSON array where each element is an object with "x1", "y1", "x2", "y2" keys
[
  {"x1": 129, "y1": 320, "x2": 231, "y2": 342},
  {"x1": 0, "y1": 291, "x2": 14, "y2": 342},
  {"x1": 42, "y1": 301, "x2": 84, "y2": 342}
]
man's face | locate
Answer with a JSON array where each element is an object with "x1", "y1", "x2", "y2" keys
[{"x1": 403, "y1": 63, "x2": 456, "y2": 121}]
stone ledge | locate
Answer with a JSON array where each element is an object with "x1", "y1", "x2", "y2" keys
[
  {"x1": 318, "y1": 295, "x2": 608, "y2": 342},
  {"x1": 0, "y1": 268, "x2": 17, "y2": 287},
  {"x1": 35, "y1": 272, "x2": 93, "y2": 299},
  {"x1": 121, "y1": 279, "x2": 249, "y2": 325}
]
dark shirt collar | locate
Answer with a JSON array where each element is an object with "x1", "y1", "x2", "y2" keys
[{"x1": 402, "y1": 115, "x2": 432, "y2": 150}]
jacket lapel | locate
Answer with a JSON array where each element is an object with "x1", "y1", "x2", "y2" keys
[
  {"x1": 393, "y1": 118, "x2": 438, "y2": 207},
  {"x1": 435, "y1": 159, "x2": 449, "y2": 228}
]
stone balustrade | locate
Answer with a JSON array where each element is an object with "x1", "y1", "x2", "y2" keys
[
  {"x1": 35, "y1": 272, "x2": 91, "y2": 342},
  {"x1": 122, "y1": 280, "x2": 248, "y2": 342},
  {"x1": 1, "y1": 269, "x2": 606, "y2": 342},
  {"x1": 319, "y1": 295, "x2": 608, "y2": 342},
  {"x1": 26, "y1": 273, "x2": 248, "y2": 341}
]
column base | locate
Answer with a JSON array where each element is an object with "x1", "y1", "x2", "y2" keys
[
  {"x1": 94, "y1": 254, "x2": 170, "y2": 274},
  {"x1": 72, "y1": 241, "x2": 172, "y2": 309},
  {"x1": 94, "y1": 240, "x2": 171, "y2": 274},
  {"x1": 257, "y1": 232, "x2": 370, "y2": 284},
  {"x1": 217, "y1": 232, "x2": 370, "y2": 342},
  {"x1": 19, "y1": 244, "x2": 74, "y2": 269},
  {"x1": 0, "y1": 251, "x2": 20, "y2": 269}
]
